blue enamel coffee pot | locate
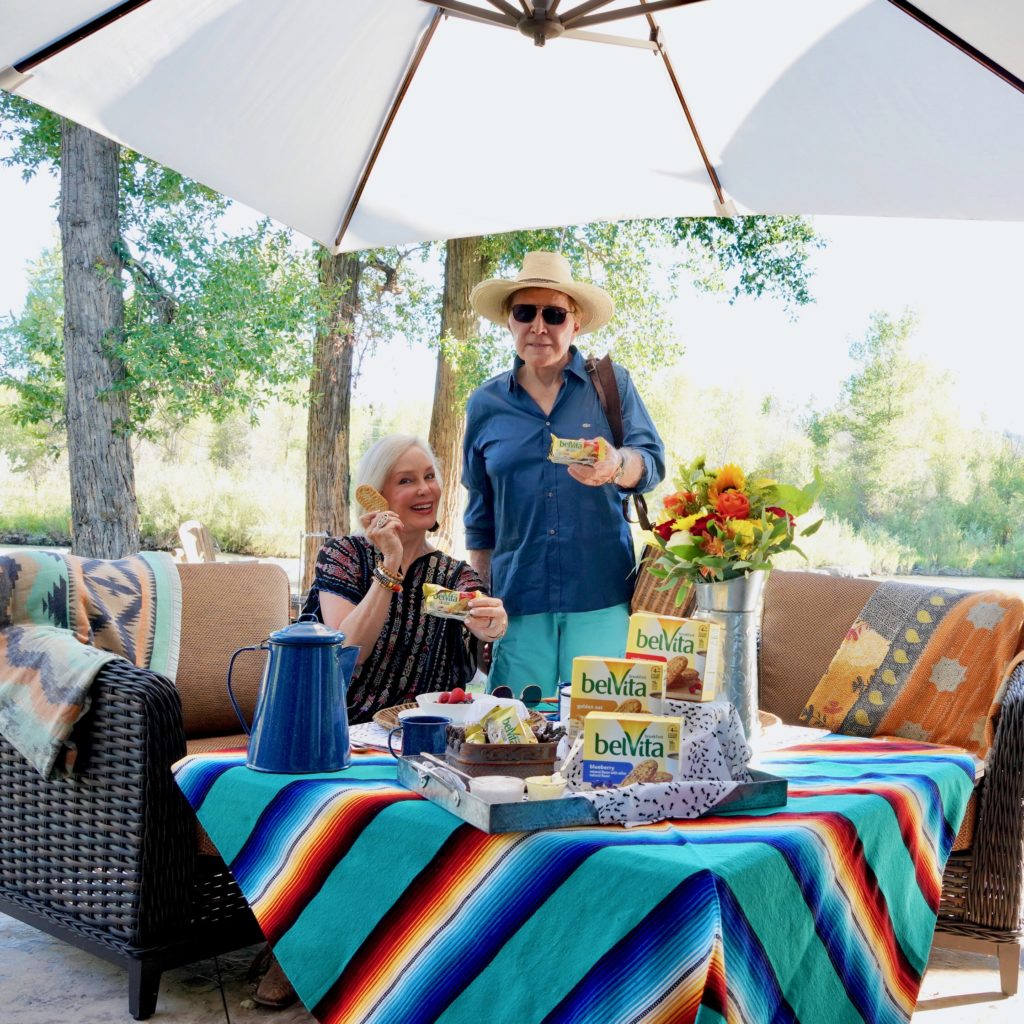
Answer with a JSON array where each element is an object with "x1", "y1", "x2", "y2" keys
[{"x1": 227, "y1": 615, "x2": 358, "y2": 773}]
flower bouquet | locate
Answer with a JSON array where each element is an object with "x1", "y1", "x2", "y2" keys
[{"x1": 646, "y1": 458, "x2": 823, "y2": 596}]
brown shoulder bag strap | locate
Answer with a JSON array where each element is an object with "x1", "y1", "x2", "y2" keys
[{"x1": 585, "y1": 354, "x2": 652, "y2": 532}]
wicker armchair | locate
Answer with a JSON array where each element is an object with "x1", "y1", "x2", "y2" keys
[
  {"x1": 759, "y1": 570, "x2": 1024, "y2": 996},
  {"x1": 0, "y1": 560, "x2": 290, "y2": 1019}
]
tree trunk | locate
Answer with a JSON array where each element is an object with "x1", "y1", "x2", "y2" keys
[
  {"x1": 428, "y1": 237, "x2": 487, "y2": 555},
  {"x1": 59, "y1": 119, "x2": 140, "y2": 559},
  {"x1": 302, "y1": 248, "x2": 361, "y2": 596}
]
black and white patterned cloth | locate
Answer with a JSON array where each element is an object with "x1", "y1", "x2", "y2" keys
[{"x1": 563, "y1": 701, "x2": 753, "y2": 826}]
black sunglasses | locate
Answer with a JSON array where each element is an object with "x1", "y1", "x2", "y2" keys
[
  {"x1": 511, "y1": 303, "x2": 573, "y2": 326},
  {"x1": 491, "y1": 684, "x2": 556, "y2": 709}
]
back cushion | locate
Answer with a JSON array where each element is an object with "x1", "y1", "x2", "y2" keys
[
  {"x1": 176, "y1": 562, "x2": 290, "y2": 738},
  {"x1": 759, "y1": 570, "x2": 879, "y2": 724}
]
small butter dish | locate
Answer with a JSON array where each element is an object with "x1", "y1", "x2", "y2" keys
[{"x1": 525, "y1": 775, "x2": 567, "y2": 801}]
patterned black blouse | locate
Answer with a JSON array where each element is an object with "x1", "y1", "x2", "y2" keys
[{"x1": 301, "y1": 536, "x2": 484, "y2": 724}]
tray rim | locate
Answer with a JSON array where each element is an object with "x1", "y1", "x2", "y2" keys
[{"x1": 396, "y1": 757, "x2": 788, "y2": 833}]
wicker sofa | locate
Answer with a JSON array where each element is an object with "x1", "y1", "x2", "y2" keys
[
  {"x1": 0, "y1": 560, "x2": 290, "y2": 1020},
  {"x1": 758, "y1": 570, "x2": 1024, "y2": 997}
]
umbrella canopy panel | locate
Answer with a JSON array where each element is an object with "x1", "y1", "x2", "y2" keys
[{"x1": 2, "y1": 0, "x2": 1024, "y2": 251}]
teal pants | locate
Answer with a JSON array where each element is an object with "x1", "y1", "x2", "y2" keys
[{"x1": 489, "y1": 604, "x2": 630, "y2": 692}]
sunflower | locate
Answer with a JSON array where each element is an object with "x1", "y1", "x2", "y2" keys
[{"x1": 708, "y1": 463, "x2": 746, "y2": 500}]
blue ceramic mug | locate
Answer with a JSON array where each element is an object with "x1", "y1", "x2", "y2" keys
[{"x1": 388, "y1": 714, "x2": 451, "y2": 759}]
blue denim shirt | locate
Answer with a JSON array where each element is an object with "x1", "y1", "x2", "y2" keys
[{"x1": 462, "y1": 348, "x2": 665, "y2": 617}]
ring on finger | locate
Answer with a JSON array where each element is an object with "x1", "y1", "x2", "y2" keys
[{"x1": 375, "y1": 513, "x2": 389, "y2": 528}]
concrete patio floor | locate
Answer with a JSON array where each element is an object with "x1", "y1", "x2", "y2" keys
[{"x1": 1, "y1": 912, "x2": 1019, "y2": 1023}]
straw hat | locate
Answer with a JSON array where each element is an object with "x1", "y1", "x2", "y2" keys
[{"x1": 470, "y1": 251, "x2": 614, "y2": 334}]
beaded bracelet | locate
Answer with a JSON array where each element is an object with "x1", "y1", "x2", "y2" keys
[{"x1": 371, "y1": 566, "x2": 402, "y2": 593}]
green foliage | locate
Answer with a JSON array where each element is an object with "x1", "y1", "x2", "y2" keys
[
  {"x1": 474, "y1": 215, "x2": 822, "y2": 389},
  {"x1": 1, "y1": 96, "x2": 317, "y2": 441}
]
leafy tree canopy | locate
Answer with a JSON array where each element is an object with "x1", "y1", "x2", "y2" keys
[{"x1": 1, "y1": 93, "x2": 317, "y2": 437}]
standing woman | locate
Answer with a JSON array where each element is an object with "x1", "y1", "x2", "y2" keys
[
  {"x1": 462, "y1": 251, "x2": 665, "y2": 692},
  {"x1": 301, "y1": 434, "x2": 507, "y2": 723}
]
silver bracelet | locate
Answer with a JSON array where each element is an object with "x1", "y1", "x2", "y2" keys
[{"x1": 611, "y1": 448, "x2": 628, "y2": 485}]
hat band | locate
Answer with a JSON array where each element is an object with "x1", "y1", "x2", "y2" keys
[{"x1": 514, "y1": 276, "x2": 571, "y2": 286}]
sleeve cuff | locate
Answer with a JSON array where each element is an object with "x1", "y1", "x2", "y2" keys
[{"x1": 464, "y1": 532, "x2": 495, "y2": 551}]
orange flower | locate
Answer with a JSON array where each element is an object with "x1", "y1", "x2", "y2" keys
[
  {"x1": 701, "y1": 535, "x2": 725, "y2": 557},
  {"x1": 715, "y1": 490, "x2": 751, "y2": 519}
]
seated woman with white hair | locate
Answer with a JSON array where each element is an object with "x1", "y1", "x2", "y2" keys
[
  {"x1": 256, "y1": 435, "x2": 507, "y2": 1008},
  {"x1": 300, "y1": 433, "x2": 508, "y2": 724}
]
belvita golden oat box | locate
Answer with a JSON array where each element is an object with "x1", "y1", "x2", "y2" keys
[
  {"x1": 582, "y1": 712, "x2": 681, "y2": 787},
  {"x1": 568, "y1": 657, "x2": 664, "y2": 730},
  {"x1": 625, "y1": 613, "x2": 723, "y2": 702}
]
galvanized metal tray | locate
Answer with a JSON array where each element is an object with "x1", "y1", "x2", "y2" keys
[{"x1": 395, "y1": 756, "x2": 787, "y2": 834}]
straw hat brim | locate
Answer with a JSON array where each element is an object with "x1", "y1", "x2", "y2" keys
[{"x1": 470, "y1": 277, "x2": 614, "y2": 335}]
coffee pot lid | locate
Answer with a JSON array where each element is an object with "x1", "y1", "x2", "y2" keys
[{"x1": 268, "y1": 617, "x2": 345, "y2": 646}]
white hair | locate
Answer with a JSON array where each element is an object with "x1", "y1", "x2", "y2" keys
[{"x1": 353, "y1": 434, "x2": 441, "y2": 534}]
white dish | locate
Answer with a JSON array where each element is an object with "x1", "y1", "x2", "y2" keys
[
  {"x1": 469, "y1": 775, "x2": 525, "y2": 804},
  {"x1": 404, "y1": 693, "x2": 527, "y2": 725}
]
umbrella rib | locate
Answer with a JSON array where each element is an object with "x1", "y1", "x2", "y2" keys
[
  {"x1": 645, "y1": 8, "x2": 726, "y2": 207},
  {"x1": 430, "y1": 1, "x2": 517, "y2": 28},
  {"x1": 335, "y1": 8, "x2": 445, "y2": 250},
  {"x1": 482, "y1": 0, "x2": 524, "y2": 17},
  {"x1": 567, "y1": 0, "x2": 699, "y2": 31},
  {"x1": 12, "y1": 0, "x2": 155, "y2": 73},
  {"x1": 886, "y1": 0, "x2": 1024, "y2": 95},
  {"x1": 559, "y1": 2, "x2": 620, "y2": 25}
]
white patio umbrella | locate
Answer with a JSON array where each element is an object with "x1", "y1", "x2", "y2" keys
[{"x1": 2, "y1": 0, "x2": 1023, "y2": 252}]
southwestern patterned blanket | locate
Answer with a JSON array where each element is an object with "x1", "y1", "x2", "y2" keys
[
  {"x1": 0, "y1": 549, "x2": 180, "y2": 776},
  {"x1": 175, "y1": 737, "x2": 974, "y2": 1024}
]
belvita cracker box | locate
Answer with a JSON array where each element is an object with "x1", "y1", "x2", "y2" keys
[
  {"x1": 582, "y1": 712, "x2": 681, "y2": 787},
  {"x1": 625, "y1": 612, "x2": 723, "y2": 702},
  {"x1": 568, "y1": 657, "x2": 664, "y2": 730}
]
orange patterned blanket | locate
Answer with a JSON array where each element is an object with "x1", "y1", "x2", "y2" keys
[{"x1": 800, "y1": 582, "x2": 1024, "y2": 759}]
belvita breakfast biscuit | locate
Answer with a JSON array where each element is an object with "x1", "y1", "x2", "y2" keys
[
  {"x1": 621, "y1": 758, "x2": 659, "y2": 785},
  {"x1": 615, "y1": 698, "x2": 643, "y2": 714},
  {"x1": 355, "y1": 484, "x2": 388, "y2": 513}
]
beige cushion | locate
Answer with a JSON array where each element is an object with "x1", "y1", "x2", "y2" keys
[
  {"x1": 176, "y1": 562, "x2": 290, "y2": 738},
  {"x1": 759, "y1": 570, "x2": 879, "y2": 724}
]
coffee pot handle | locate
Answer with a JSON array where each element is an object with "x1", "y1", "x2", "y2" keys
[{"x1": 226, "y1": 644, "x2": 268, "y2": 735}]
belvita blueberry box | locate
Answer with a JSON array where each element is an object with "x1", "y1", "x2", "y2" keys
[
  {"x1": 568, "y1": 657, "x2": 664, "y2": 731},
  {"x1": 625, "y1": 612, "x2": 723, "y2": 702},
  {"x1": 582, "y1": 712, "x2": 681, "y2": 787}
]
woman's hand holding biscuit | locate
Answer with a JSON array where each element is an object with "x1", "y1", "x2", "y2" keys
[
  {"x1": 361, "y1": 509, "x2": 403, "y2": 568},
  {"x1": 567, "y1": 440, "x2": 623, "y2": 488},
  {"x1": 465, "y1": 595, "x2": 509, "y2": 642}
]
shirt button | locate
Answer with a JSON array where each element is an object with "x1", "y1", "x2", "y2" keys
[
  {"x1": 549, "y1": 529, "x2": 556, "y2": 535},
  {"x1": 547, "y1": 491, "x2": 554, "y2": 498},
  {"x1": 545, "y1": 420, "x2": 551, "y2": 427}
]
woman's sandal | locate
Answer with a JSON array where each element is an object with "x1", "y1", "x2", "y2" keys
[{"x1": 253, "y1": 954, "x2": 298, "y2": 1010}]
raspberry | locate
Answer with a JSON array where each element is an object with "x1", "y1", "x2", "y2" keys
[
  {"x1": 437, "y1": 692, "x2": 451, "y2": 704},
  {"x1": 450, "y1": 687, "x2": 466, "y2": 703}
]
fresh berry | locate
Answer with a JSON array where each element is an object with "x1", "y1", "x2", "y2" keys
[
  {"x1": 437, "y1": 691, "x2": 450, "y2": 704},
  {"x1": 450, "y1": 687, "x2": 466, "y2": 703}
]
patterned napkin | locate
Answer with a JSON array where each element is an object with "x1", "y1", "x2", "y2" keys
[{"x1": 562, "y1": 700, "x2": 753, "y2": 826}]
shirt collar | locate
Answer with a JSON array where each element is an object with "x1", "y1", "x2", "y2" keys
[{"x1": 506, "y1": 345, "x2": 588, "y2": 392}]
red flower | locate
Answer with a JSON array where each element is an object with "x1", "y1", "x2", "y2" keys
[
  {"x1": 766, "y1": 505, "x2": 795, "y2": 528},
  {"x1": 654, "y1": 519, "x2": 675, "y2": 541},
  {"x1": 715, "y1": 490, "x2": 751, "y2": 519},
  {"x1": 689, "y1": 513, "x2": 722, "y2": 536}
]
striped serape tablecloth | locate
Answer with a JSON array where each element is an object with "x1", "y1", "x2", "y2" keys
[{"x1": 173, "y1": 736, "x2": 975, "y2": 1024}]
